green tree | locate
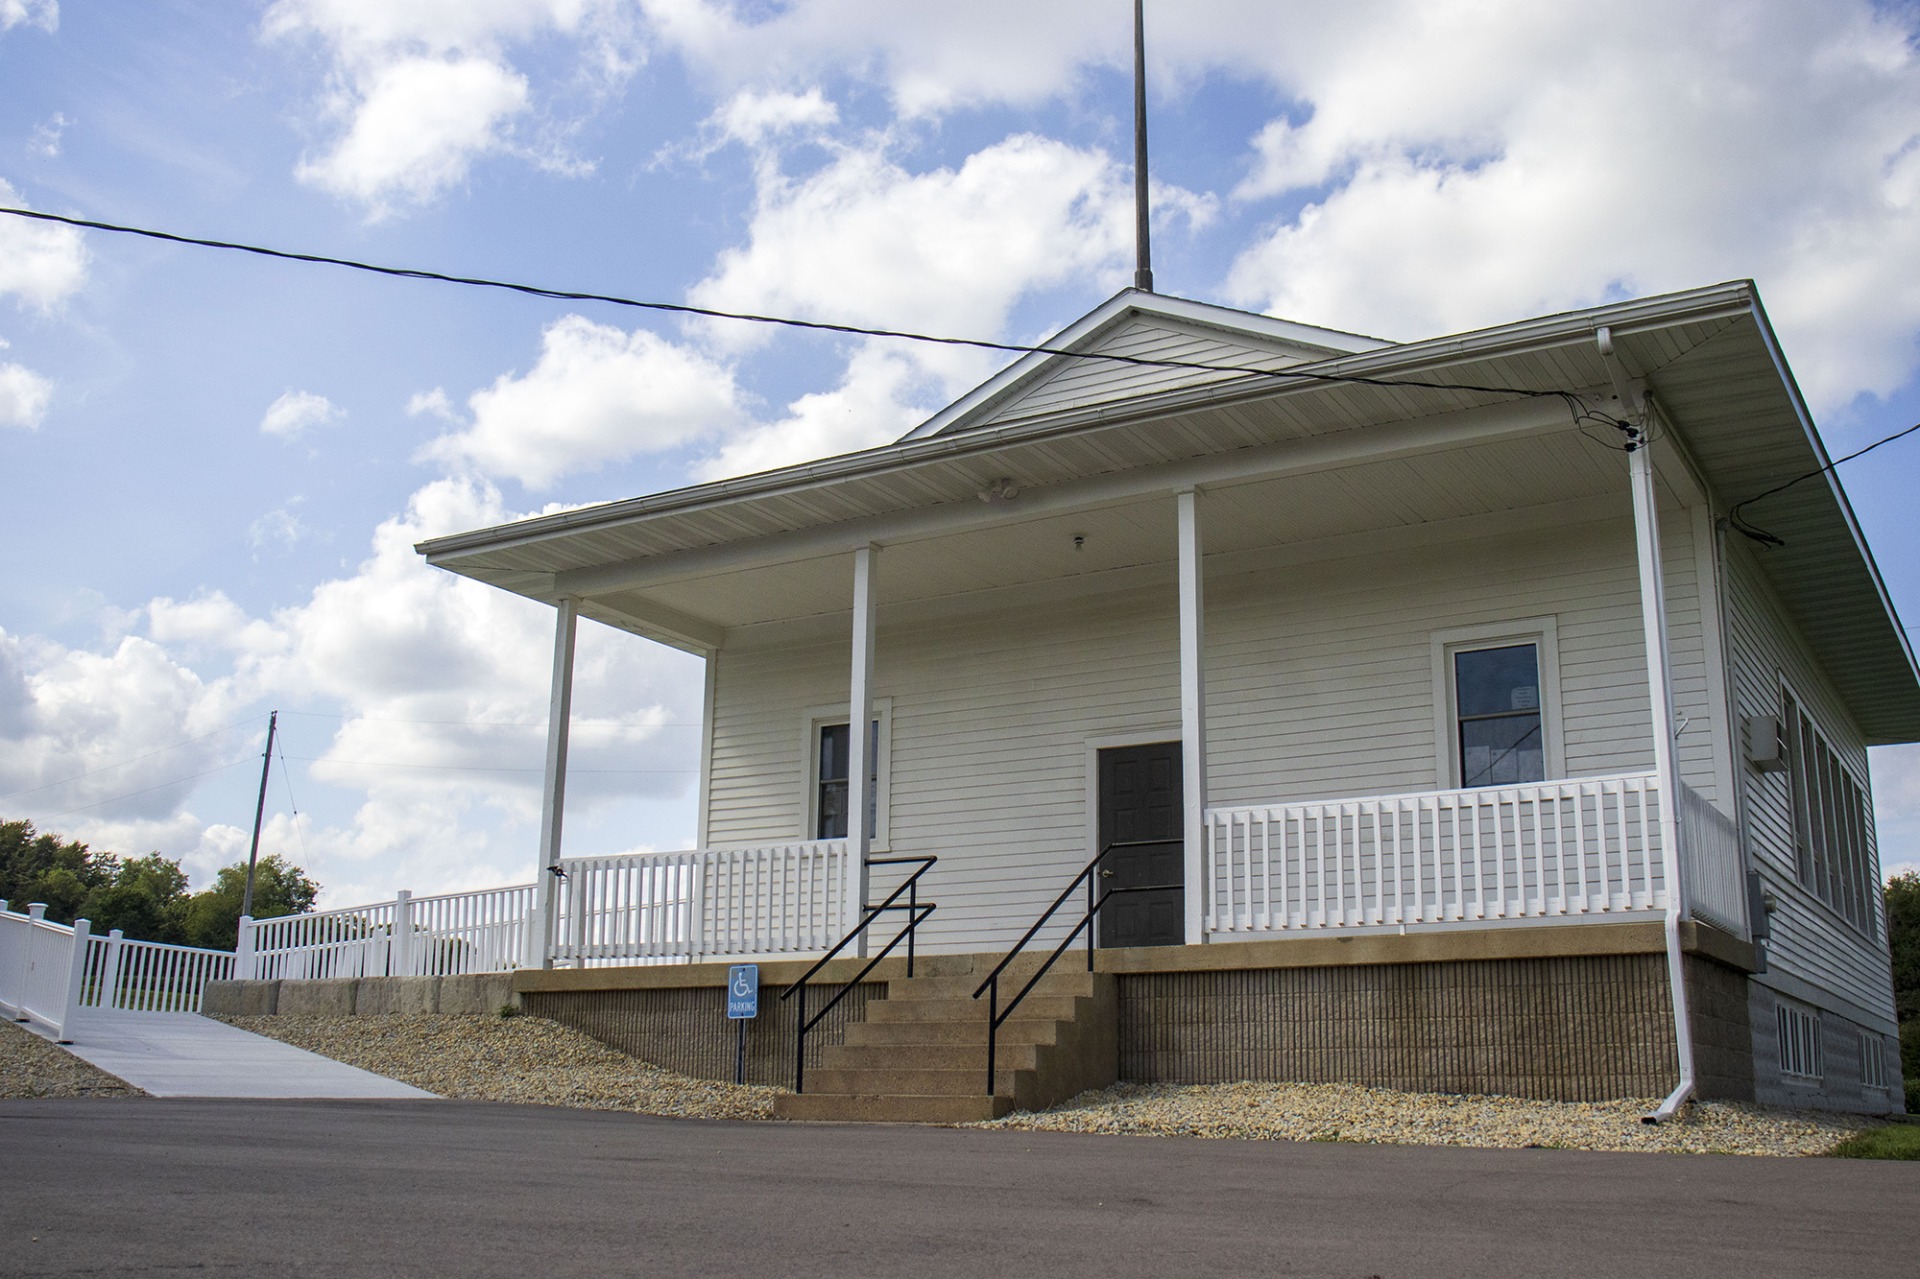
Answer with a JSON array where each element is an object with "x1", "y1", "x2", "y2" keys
[
  {"x1": 0, "y1": 819, "x2": 114, "y2": 925},
  {"x1": 181, "y1": 854, "x2": 320, "y2": 951},
  {"x1": 1885, "y1": 871, "x2": 1920, "y2": 1094},
  {"x1": 79, "y1": 854, "x2": 193, "y2": 945}
]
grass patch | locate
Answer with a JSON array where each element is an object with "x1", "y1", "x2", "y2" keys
[{"x1": 1826, "y1": 1124, "x2": 1920, "y2": 1160}]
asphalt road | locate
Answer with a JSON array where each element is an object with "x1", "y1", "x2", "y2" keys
[{"x1": 1, "y1": 1099, "x2": 1914, "y2": 1278}]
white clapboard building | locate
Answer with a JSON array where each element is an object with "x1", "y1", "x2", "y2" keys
[{"x1": 416, "y1": 282, "x2": 1914, "y2": 1119}]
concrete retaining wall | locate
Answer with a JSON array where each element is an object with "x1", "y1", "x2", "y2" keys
[{"x1": 202, "y1": 974, "x2": 519, "y2": 1018}]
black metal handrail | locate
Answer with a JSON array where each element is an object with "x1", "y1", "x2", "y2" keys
[
  {"x1": 969, "y1": 838, "x2": 1178, "y2": 1096},
  {"x1": 777, "y1": 855, "x2": 936, "y2": 1093}
]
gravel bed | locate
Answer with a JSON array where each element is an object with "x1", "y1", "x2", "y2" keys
[
  {"x1": 214, "y1": 1015, "x2": 1891, "y2": 1155},
  {"x1": 220, "y1": 1013, "x2": 781, "y2": 1120},
  {"x1": 975, "y1": 1080, "x2": 1887, "y2": 1156},
  {"x1": 0, "y1": 1019, "x2": 143, "y2": 1099}
]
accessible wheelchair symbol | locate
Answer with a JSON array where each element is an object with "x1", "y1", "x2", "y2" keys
[{"x1": 727, "y1": 964, "x2": 759, "y2": 1019}]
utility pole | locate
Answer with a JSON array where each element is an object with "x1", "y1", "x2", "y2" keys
[
  {"x1": 1132, "y1": 0, "x2": 1154, "y2": 292},
  {"x1": 242, "y1": 710, "x2": 278, "y2": 919}
]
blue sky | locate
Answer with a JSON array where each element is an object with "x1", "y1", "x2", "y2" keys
[{"x1": 2, "y1": 0, "x2": 1918, "y2": 907}]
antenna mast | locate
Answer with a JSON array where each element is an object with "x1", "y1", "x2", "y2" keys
[{"x1": 1132, "y1": 0, "x2": 1153, "y2": 292}]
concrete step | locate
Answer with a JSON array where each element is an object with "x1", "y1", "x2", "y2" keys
[
  {"x1": 865, "y1": 993, "x2": 1083, "y2": 1024},
  {"x1": 820, "y1": 1041, "x2": 1040, "y2": 1072},
  {"x1": 805, "y1": 1066, "x2": 1013, "y2": 1097},
  {"x1": 884, "y1": 969, "x2": 1099, "y2": 1002},
  {"x1": 842, "y1": 1017, "x2": 1060, "y2": 1048},
  {"x1": 774, "y1": 1092, "x2": 1013, "y2": 1124}
]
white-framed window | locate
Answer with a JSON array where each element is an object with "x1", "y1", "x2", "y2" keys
[
  {"x1": 1777, "y1": 1000, "x2": 1823, "y2": 1084},
  {"x1": 1780, "y1": 684, "x2": 1877, "y2": 936},
  {"x1": 1859, "y1": 1030, "x2": 1891, "y2": 1092},
  {"x1": 803, "y1": 699, "x2": 891, "y2": 848},
  {"x1": 1431, "y1": 619, "x2": 1563, "y2": 789}
]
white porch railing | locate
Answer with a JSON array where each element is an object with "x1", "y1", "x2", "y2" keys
[
  {"x1": 80, "y1": 929, "x2": 235, "y2": 1013},
  {"x1": 243, "y1": 883, "x2": 538, "y2": 980},
  {"x1": 1204, "y1": 771, "x2": 1744, "y2": 939},
  {"x1": 552, "y1": 841, "x2": 849, "y2": 964},
  {"x1": 0, "y1": 901, "x2": 91, "y2": 1040}
]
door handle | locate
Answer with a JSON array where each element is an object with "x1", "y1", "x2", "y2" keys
[{"x1": 1099, "y1": 868, "x2": 1115, "y2": 878}]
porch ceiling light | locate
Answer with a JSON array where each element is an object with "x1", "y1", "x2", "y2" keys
[{"x1": 976, "y1": 478, "x2": 1020, "y2": 504}]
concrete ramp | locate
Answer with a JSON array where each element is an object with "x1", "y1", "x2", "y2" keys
[{"x1": 26, "y1": 1012, "x2": 436, "y2": 1100}]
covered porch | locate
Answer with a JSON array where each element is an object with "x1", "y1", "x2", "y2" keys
[{"x1": 412, "y1": 292, "x2": 1765, "y2": 974}]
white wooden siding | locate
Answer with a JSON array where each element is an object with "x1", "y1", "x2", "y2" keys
[
  {"x1": 974, "y1": 316, "x2": 1317, "y2": 427},
  {"x1": 705, "y1": 506, "x2": 1721, "y2": 955},
  {"x1": 1724, "y1": 538, "x2": 1897, "y2": 1029}
]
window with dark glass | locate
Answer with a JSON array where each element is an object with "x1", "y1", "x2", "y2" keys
[
  {"x1": 816, "y1": 720, "x2": 880, "y2": 840},
  {"x1": 1453, "y1": 643, "x2": 1544, "y2": 787}
]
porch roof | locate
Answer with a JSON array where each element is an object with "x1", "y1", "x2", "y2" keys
[{"x1": 417, "y1": 281, "x2": 1920, "y2": 744}]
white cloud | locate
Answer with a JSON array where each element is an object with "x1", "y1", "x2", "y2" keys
[
  {"x1": 295, "y1": 56, "x2": 531, "y2": 212},
  {"x1": 248, "y1": 504, "x2": 310, "y2": 554},
  {"x1": 406, "y1": 387, "x2": 459, "y2": 421},
  {"x1": 266, "y1": 0, "x2": 637, "y2": 215},
  {"x1": 644, "y1": 0, "x2": 1118, "y2": 118},
  {"x1": 3, "y1": 475, "x2": 703, "y2": 902},
  {"x1": 1871, "y1": 743, "x2": 1920, "y2": 882},
  {"x1": 0, "y1": 0, "x2": 56, "y2": 35},
  {"x1": 0, "y1": 626, "x2": 248, "y2": 827},
  {"x1": 694, "y1": 342, "x2": 930, "y2": 481},
  {"x1": 1215, "y1": 0, "x2": 1920, "y2": 411},
  {"x1": 28, "y1": 112, "x2": 69, "y2": 158},
  {"x1": 0, "y1": 356, "x2": 51, "y2": 428},
  {"x1": 0, "y1": 179, "x2": 88, "y2": 308},
  {"x1": 711, "y1": 87, "x2": 838, "y2": 148},
  {"x1": 260, "y1": 389, "x2": 342, "y2": 439},
  {"x1": 691, "y1": 132, "x2": 1146, "y2": 349},
  {"x1": 422, "y1": 315, "x2": 746, "y2": 488}
]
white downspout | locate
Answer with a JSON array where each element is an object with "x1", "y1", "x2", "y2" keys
[
  {"x1": 1601, "y1": 327, "x2": 1696, "y2": 1122},
  {"x1": 532, "y1": 596, "x2": 578, "y2": 971}
]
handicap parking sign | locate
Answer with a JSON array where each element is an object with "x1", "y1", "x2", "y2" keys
[{"x1": 727, "y1": 964, "x2": 758, "y2": 1019}]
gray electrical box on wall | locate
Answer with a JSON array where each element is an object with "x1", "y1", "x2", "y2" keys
[{"x1": 1743, "y1": 714, "x2": 1786, "y2": 772}]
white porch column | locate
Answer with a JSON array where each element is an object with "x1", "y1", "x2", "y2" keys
[
  {"x1": 531, "y1": 597, "x2": 578, "y2": 971},
  {"x1": 845, "y1": 545, "x2": 879, "y2": 954},
  {"x1": 1177, "y1": 490, "x2": 1208, "y2": 945},
  {"x1": 1628, "y1": 433, "x2": 1697, "y2": 1114}
]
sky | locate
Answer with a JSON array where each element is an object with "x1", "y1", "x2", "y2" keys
[{"x1": 2, "y1": 0, "x2": 1920, "y2": 909}]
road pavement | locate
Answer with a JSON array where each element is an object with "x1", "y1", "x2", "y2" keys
[{"x1": 1, "y1": 1098, "x2": 1913, "y2": 1278}]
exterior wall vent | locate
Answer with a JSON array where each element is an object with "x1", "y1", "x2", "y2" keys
[{"x1": 1743, "y1": 714, "x2": 1786, "y2": 772}]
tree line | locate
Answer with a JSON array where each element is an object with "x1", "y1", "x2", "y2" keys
[
  {"x1": 1, "y1": 818, "x2": 318, "y2": 952},
  {"x1": 1886, "y1": 872, "x2": 1919, "y2": 1111}
]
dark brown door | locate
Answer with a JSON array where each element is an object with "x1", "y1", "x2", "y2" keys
[{"x1": 1097, "y1": 741, "x2": 1185, "y2": 948}]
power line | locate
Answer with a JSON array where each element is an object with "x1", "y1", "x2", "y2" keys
[
  {"x1": 284, "y1": 754, "x2": 694, "y2": 775},
  {"x1": 0, "y1": 716, "x2": 261, "y2": 804},
  {"x1": 0, "y1": 205, "x2": 1575, "y2": 405},
  {"x1": 280, "y1": 709, "x2": 699, "y2": 729},
  {"x1": 37, "y1": 757, "x2": 259, "y2": 824},
  {"x1": 1726, "y1": 420, "x2": 1920, "y2": 547}
]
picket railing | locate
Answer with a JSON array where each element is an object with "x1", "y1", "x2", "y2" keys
[
  {"x1": 0, "y1": 901, "x2": 90, "y2": 1040},
  {"x1": 243, "y1": 883, "x2": 537, "y2": 980},
  {"x1": 553, "y1": 841, "x2": 849, "y2": 964},
  {"x1": 1677, "y1": 780, "x2": 1746, "y2": 937},
  {"x1": 80, "y1": 930, "x2": 235, "y2": 1013},
  {"x1": 1205, "y1": 772, "x2": 1710, "y2": 936}
]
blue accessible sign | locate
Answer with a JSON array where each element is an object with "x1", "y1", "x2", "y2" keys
[{"x1": 727, "y1": 964, "x2": 759, "y2": 1019}]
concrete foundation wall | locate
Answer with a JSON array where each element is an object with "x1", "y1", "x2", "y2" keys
[{"x1": 1115, "y1": 953, "x2": 1688, "y2": 1101}]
